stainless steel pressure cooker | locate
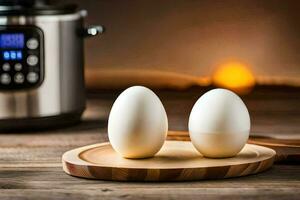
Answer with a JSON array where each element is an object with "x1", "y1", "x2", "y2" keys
[{"x1": 0, "y1": 0, "x2": 103, "y2": 131}]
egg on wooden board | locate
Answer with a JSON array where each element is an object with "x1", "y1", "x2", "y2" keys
[
  {"x1": 189, "y1": 89, "x2": 250, "y2": 158},
  {"x1": 108, "y1": 86, "x2": 168, "y2": 159}
]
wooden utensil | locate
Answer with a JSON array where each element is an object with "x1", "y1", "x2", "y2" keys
[
  {"x1": 62, "y1": 141, "x2": 275, "y2": 181},
  {"x1": 167, "y1": 131, "x2": 300, "y2": 163}
]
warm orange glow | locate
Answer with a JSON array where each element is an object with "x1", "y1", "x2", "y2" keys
[{"x1": 212, "y1": 61, "x2": 255, "y2": 94}]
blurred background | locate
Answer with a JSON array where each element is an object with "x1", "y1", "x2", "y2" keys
[{"x1": 64, "y1": 0, "x2": 300, "y2": 92}]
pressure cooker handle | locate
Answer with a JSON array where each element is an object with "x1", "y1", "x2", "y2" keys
[{"x1": 82, "y1": 25, "x2": 105, "y2": 38}]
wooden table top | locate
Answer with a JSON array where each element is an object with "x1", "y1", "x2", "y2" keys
[{"x1": 0, "y1": 86, "x2": 299, "y2": 200}]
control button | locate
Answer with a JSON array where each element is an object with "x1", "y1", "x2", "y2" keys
[
  {"x1": 27, "y1": 55, "x2": 38, "y2": 66},
  {"x1": 26, "y1": 38, "x2": 39, "y2": 50},
  {"x1": 27, "y1": 72, "x2": 39, "y2": 83},
  {"x1": 14, "y1": 63, "x2": 22, "y2": 71},
  {"x1": 0, "y1": 73, "x2": 11, "y2": 85},
  {"x1": 14, "y1": 73, "x2": 24, "y2": 84},
  {"x1": 2, "y1": 63, "x2": 10, "y2": 71}
]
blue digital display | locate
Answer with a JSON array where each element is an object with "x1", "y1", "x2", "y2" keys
[
  {"x1": 3, "y1": 51, "x2": 22, "y2": 60},
  {"x1": 0, "y1": 33, "x2": 24, "y2": 49}
]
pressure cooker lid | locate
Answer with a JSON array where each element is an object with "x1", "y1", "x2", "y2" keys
[{"x1": 0, "y1": 0, "x2": 78, "y2": 15}]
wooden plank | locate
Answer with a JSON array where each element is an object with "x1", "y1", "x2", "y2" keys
[
  {"x1": 0, "y1": 188, "x2": 299, "y2": 200},
  {"x1": 0, "y1": 165, "x2": 299, "y2": 186},
  {"x1": 0, "y1": 165, "x2": 299, "y2": 199}
]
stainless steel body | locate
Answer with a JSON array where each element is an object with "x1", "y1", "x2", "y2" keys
[
  {"x1": 0, "y1": 12, "x2": 85, "y2": 119},
  {"x1": 0, "y1": 11, "x2": 89, "y2": 125}
]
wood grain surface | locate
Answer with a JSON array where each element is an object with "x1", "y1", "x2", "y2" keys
[
  {"x1": 0, "y1": 87, "x2": 299, "y2": 199},
  {"x1": 62, "y1": 141, "x2": 275, "y2": 181}
]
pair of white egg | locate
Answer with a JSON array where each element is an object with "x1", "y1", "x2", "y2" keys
[{"x1": 108, "y1": 86, "x2": 250, "y2": 159}]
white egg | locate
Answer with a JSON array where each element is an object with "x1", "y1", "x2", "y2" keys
[
  {"x1": 188, "y1": 88, "x2": 250, "y2": 158},
  {"x1": 108, "y1": 86, "x2": 168, "y2": 159}
]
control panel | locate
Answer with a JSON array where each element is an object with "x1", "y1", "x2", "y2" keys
[{"x1": 0, "y1": 26, "x2": 44, "y2": 90}]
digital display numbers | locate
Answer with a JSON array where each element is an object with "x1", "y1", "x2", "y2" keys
[
  {"x1": 0, "y1": 33, "x2": 24, "y2": 61},
  {"x1": 0, "y1": 33, "x2": 24, "y2": 49}
]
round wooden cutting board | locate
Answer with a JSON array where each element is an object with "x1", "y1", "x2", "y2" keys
[{"x1": 62, "y1": 141, "x2": 275, "y2": 181}]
